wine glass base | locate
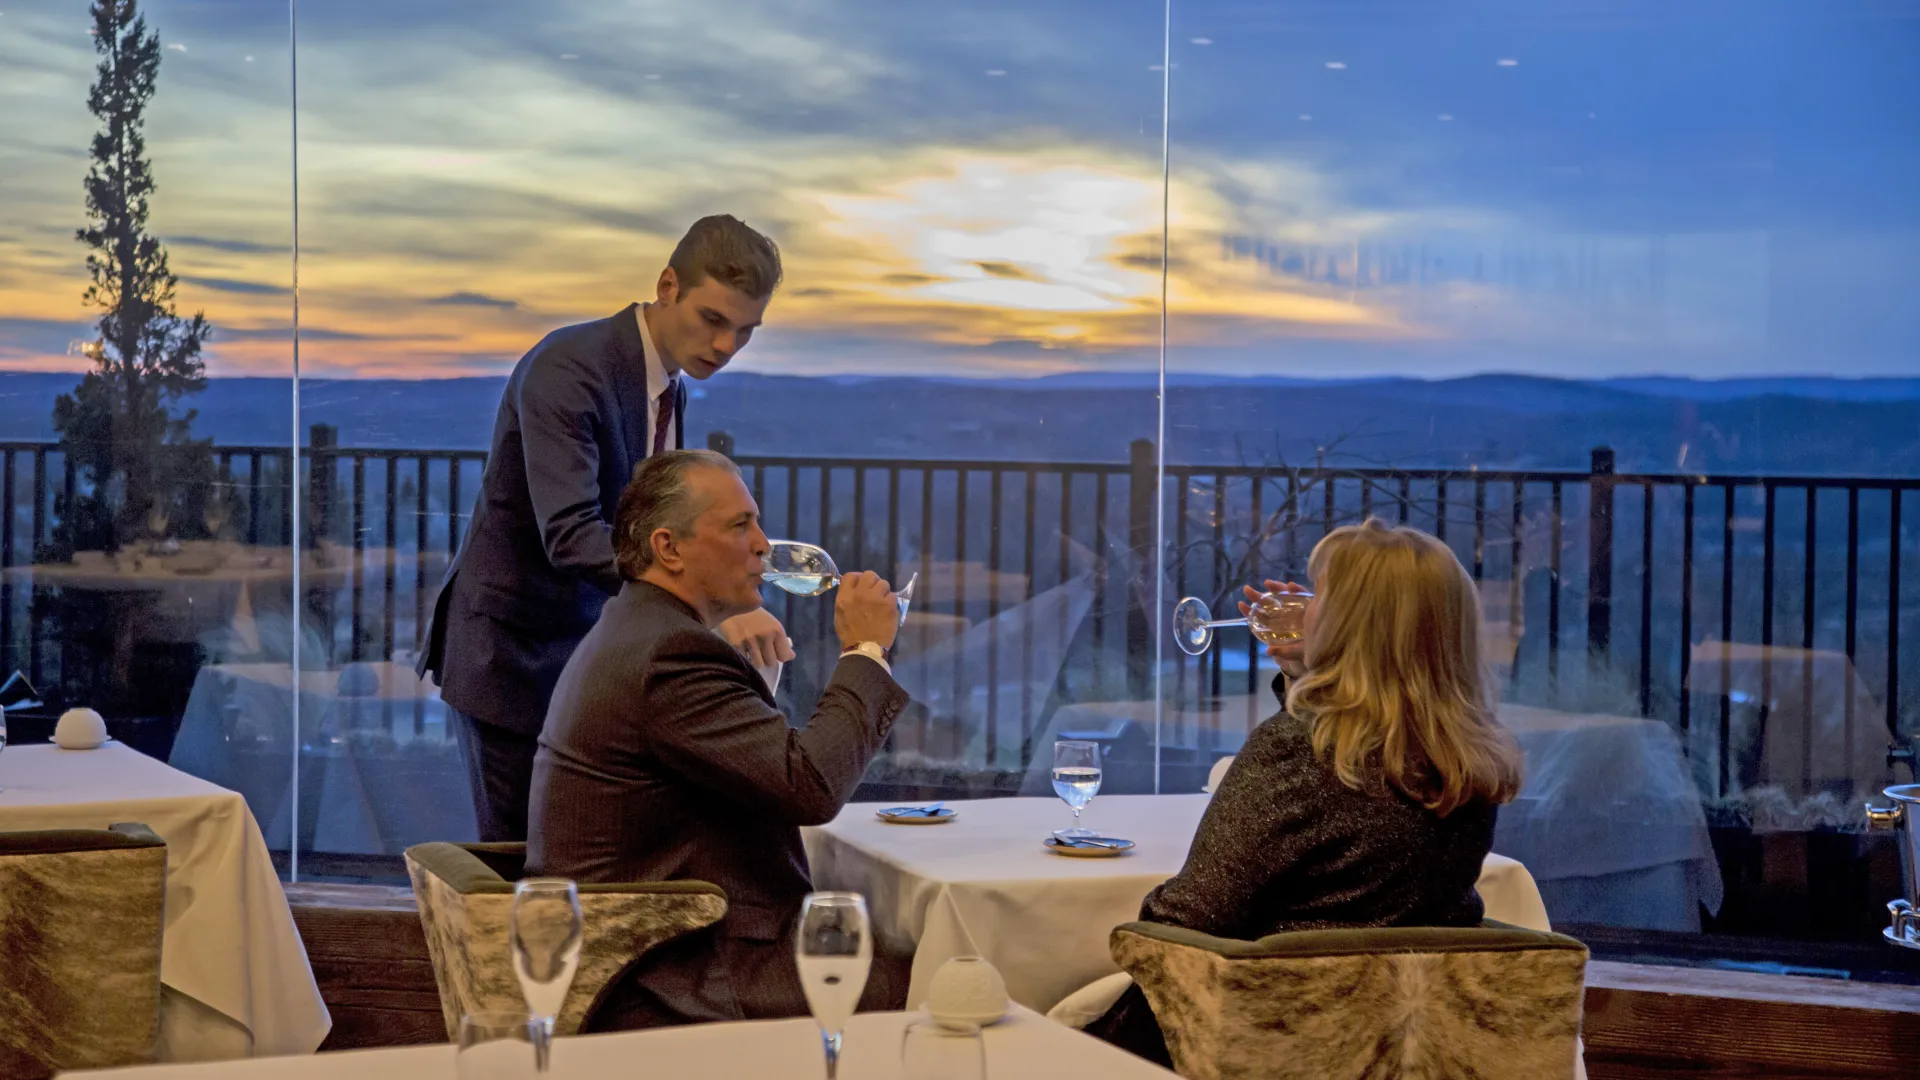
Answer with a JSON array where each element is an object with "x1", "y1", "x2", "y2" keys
[
  {"x1": 1053, "y1": 827, "x2": 1098, "y2": 838},
  {"x1": 1172, "y1": 596, "x2": 1215, "y2": 656}
]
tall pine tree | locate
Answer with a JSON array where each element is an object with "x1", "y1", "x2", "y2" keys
[{"x1": 51, "y1": 0, "x2": 214, "y2": 556}]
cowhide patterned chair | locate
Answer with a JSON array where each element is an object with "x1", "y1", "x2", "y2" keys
[
  {"x1": 404, "y1": 841, "x2": 728, "y2": 1038},
  {"x1": 1112, "y1": 919, "x2": 1588, "y2": 1080},
  {"x1": 0, "y1": 824, "x2": 168, "y2": 1079}
]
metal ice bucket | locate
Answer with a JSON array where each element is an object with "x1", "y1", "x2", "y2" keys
[{"x1": 1866, "y1": 784, "x2": 1920, "y2": 951}]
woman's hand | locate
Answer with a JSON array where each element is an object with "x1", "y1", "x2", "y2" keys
[{"x1": 1241, "y1": 579, "x2": 1308, "y2": 678}]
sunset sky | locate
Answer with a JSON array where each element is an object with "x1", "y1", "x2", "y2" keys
[{"x1": 2, "y1": 0, "x2": 1915, "y2": 379}]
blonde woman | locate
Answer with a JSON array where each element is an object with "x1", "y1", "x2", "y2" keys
[{"x1": 1088, "y1": 518, "x2": 1525, "y2": 1065}]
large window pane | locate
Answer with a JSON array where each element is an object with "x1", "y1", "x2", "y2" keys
[
  {"x1": 289, "y1": 0, "x2": 1170, "y2": 877},
  {"x1": 1163, "y1": 0, "x2": 1918, "y2": 980},
  {"x1": 1, "y1": 1, "x2": 302, "y2": 862}
]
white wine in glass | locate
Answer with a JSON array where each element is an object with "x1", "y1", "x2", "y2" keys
[
  {"x1": 796, "y1": 892, "x2": 872, "y2": 1080},
  {"x1": 509, "y1": 879, "x2": 582, "y2": 1074},
  {"x1": 1171, "y1": 590, "x2": 1312, "y2": 656},
  {"x1": 762, "y1": 539, "x2": 917, "y2": 625}
]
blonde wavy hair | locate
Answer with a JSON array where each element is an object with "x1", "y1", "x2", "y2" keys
[{"x1": 1284, "y1": 518, "x2": 1523, "y2": 816}]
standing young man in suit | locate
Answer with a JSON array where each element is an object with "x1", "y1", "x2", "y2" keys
[
  {"x1": 528, "y1": 449, "x2": 907, "y2": 1027},
  {"x1": 418, "y1": 215, "x2": 795, "y2": 842}
]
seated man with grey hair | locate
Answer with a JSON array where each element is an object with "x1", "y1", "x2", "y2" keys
[{"x1": 527, "y1": 448, "x2": 908, "y2": 1029}]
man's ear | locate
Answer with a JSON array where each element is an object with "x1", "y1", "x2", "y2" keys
[
  {"x1": 656, "y1": 266, "x2": 680, "y2": 305},
  {"x1": 648, "y1": 527, "x2": 682, "y2": 573}
]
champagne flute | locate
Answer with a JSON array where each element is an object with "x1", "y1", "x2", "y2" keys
[
  {"x1": 1170, "y1": 589, "x2": 1313, "y2": 656},
  {"x1": 0, "y1": 710, "x2": 8, "y2": 794},
  {"x1": 762, "y1": 539, "x2": 918, "y2": 626},
  {"x1": 1051, "y1": 740, "x2": 1102, "y2": 838},
  {"x1": 203, "y1": 491, "x2": 230, "y2": 539},
  {"x1": 796, "y1": 891, "x2": 872, "y2": 1080},
  {"x1": 457, "y1": 1010, "x2": 539, "y2": 1080},
  {"x1": 901, "y1": 1017, "x2": 986, "y2": 1080},
  {"x1": 509, "y1": 879, "x2": 582, "y2": 1073}
]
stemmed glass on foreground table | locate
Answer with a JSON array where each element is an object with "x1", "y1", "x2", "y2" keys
[
  {"x1": 510, "y1": 878, "x2": 583, "y2": 1073},
  {"x1": 797, "y1": 892, "x2": 873, "y2": 1080},
  {"x1": 763, "y1": 540, "x2": 918, "y2": 625},
  {"x1": 1170, "y1": 587, "x2": 1312, "y2": 656},
  {"x1": 1051, "y1": 740, "x2": 1102, "y2": 838}
]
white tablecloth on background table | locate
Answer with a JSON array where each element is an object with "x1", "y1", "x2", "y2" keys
[
  {"x1": 64, "y1": 1006, "x2": 1174, "y2": 1079},
  {"x1": 170, "y1": 660, "x2": 476, "y2": 855},
  {"x1": 803, "y1": 795, "x2": 1552, "y2": 1013},
  {"x1": 0, "y1": 743, "x2": 331, "y2": 1062}
]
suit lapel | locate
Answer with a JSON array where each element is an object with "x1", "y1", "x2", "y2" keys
[{"x1": 608, "y1": 303, "x2": 650, "y2": 470}]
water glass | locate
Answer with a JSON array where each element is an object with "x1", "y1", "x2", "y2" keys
[
  {"x1": 457, "y1": 1010, "x2": 539, "y2": 1080},
  {"x1": 1051, "y1": 740, "x2": 1102, "y2": 838},
  {"x1": 796, "y1": 891, "x2": 873, "y2": 1080},
  {"x1": 902, "y1": 1016, "x2": 987, "y2": 1080},
  {"x1": 509, "y1": 878, "x2": 583, "y2": 1073}
]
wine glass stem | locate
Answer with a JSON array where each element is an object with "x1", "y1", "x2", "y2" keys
[
  {"x1": 821, "y1": 1029, "x2": 843, "y2": 1080},
  {"x1": 532, "y1": 1014, "x2": 554, "y2": 1073},
  {"x1": 1073, "y1": 805, "x2": 1082, "y2": 828}
]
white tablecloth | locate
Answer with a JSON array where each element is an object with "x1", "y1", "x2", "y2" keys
[
  {"x1": 0, "y1": 744, "x2": 331, "y2": 1062},
  {"x1": 63, "y1": 1006, "x2": 1173, "y2": 1079},
  {"x1": 1034, "y1": 694, "x2": 1722, "y2": 931},
  {"x1": 803, "y1": 795, "x2": 1552, "y2": 1013}
]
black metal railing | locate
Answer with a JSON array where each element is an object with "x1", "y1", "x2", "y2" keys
[{"x1": 3, "y1": 428, "x2": 1914, "y2": 785}]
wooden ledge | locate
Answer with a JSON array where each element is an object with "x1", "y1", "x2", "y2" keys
[
  {"x1": 283, "y1": 883, "x2": 1920, "y2": 1073},
  {"x1": 1583, "y1": 959, "x2": 1920, "y2": 1078}
]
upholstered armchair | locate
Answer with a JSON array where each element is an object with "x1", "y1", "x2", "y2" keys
[
  {"x1": 0, "y1": 824, "x2": 168, "y2": 1079},
  {"x1": 404, "y1": 842, "x2": 728, "y2": 1038},
  {"x1": 1112, "y1": 919, "x2": 1588, "y2": 1080}
]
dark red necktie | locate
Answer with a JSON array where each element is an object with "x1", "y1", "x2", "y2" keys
[{"x1": 652, "y1": 381, "x2": 677, "y2": 455}]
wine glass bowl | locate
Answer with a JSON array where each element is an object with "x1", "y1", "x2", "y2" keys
[
  {"x1": 796, "y1": 892, "x2": 872, "y2": 1080},
  {"x1": 763, "y1": 539, "x2": 917, "y2": 627},
  {"x1": 1172, "y1": 591, "x2": 1312, "y2": 656},
  {"x1": 763, "y1": 539, "x2": 841, "y2": 597},
  {"x1": 509, "y1": 879, "x2": 582, "y2": 1073}
]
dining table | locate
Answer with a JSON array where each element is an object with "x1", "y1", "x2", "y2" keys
[
  {"x1": 0, "y1": 742, "x2": 331, "y2": 1062},
  {"x1": 803, "y1": 793, "x2": 1554, "y2": 1013}
]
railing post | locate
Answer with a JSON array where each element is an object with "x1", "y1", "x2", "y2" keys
[
  {"x1": 707, "y1": 430, "x2": 735, "y2": 458},
  {"x1": 308, "y1": 423, "x2": 337, "y2": 547},
  {"x1": 1587, "y1": 445, "x2": 1616, "y2": 662},
  {"x1": 1127, "y1": 438, "x2": 1156, "y2": 699}
]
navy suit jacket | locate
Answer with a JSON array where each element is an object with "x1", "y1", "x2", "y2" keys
[{"x1": 418, "y1": 304, "x2": 688, "y2": 735}]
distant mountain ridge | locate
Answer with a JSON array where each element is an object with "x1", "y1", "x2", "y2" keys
[{"x1": 0, "y1": 370, "x2": 1915, "y2": 475}]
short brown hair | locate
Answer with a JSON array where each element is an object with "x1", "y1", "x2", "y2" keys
[
  {"x1": 668, "y1": 215, "x2": 783, "y2": 300},
  {"x1": 613, "y1": 449, "x2": 741, "y2": 579}
]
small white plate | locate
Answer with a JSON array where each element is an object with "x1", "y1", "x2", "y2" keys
[
  {"x1": 877, "y1": 807, "x2": 957, "y2": 825},
  {"x1": 1043, "y1": 836, "x2": 1135, "y2": 858}
]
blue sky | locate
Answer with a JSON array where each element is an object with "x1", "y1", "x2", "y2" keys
[{"x1": 1, "y1": 0, "x2": 1915, "y2": 378}]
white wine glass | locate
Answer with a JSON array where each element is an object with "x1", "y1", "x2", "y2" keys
[
  {"x1": 1051, "y1": 740, "x2": 1102, "y2": 838},
  {"x1": 763, "y1": 539, "x2": 917, "y2": 626},
  {"x1": 901, "y1": 1016, "x2": 986, "y2": 1080},
  {"x1": 1171, "y1": 589, "x2": 1312, "y2": 656},
  {"x1": 457, "y1": 1010, "x2": 539, "y2": 1080},
  {"x1": 797, "y1": 891, "x2": 872, "y2": 1080},
  {"x1": 509, "y1": 878, "x2": 583, "y2": 1073}
]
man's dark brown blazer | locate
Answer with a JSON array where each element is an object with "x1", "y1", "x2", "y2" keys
[{"x1": 526, "y1": 579, "x2": 908, "y2": 1027}]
